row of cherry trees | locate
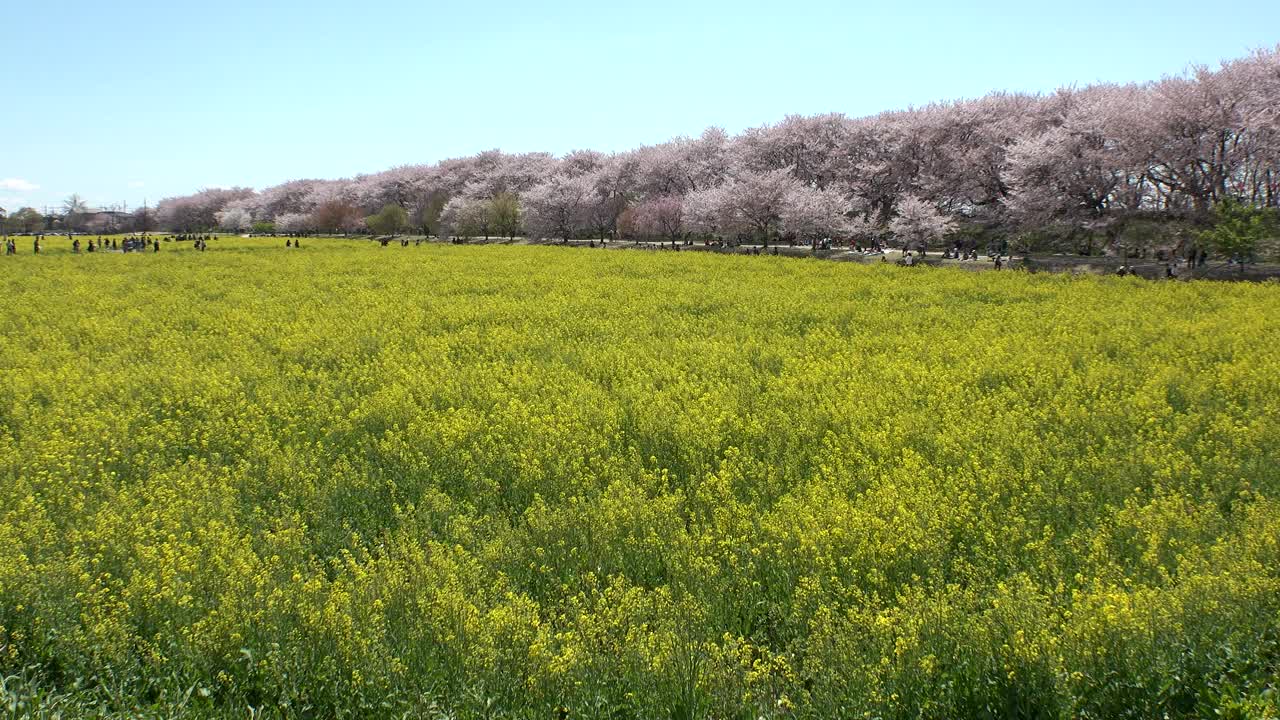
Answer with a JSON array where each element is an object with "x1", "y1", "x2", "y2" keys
[{"x1": 157, "y1": 48, "x2": 1279, "y2": 250}]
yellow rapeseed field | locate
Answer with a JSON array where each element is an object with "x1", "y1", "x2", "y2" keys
[{"x1": 1, "y1": 236, "x2": 1278, "y2": 718}]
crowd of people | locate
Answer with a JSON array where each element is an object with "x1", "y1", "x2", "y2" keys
[
  {"x1": 2, "y1": 233, "x2": 223, "y2": 255},
  {"x1": 72, "y1": 236, "x2": 160, "y2": 253},
  {"x1": 2, "y1": 232, "x2": 319, "y2": 256}
]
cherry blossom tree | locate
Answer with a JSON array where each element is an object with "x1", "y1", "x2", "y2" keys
[
  {"x1": 912, "y1": 93, "x2": 1045, "y2": 222},
  {"x1": 215, "y1": 207, "x2": 253, "y2": 232},
  {"x1": 582, "y1": 160, "x2": 636, "y2": 241},
  {"x1": 561, "y1": 149, "x2": 605, "y2": 178},
  {"x1": 351, "y1": 165, "x2": 435, "y2": 214},
  {"x1": 157, "y1": 187, "x2": 254, "y2": 231},
  {"x1": 275, "y1": 213, "x2": 312, "y2": 233},
  {"x1": 1004, "y1": 84, "x2": 1147, "y2": 227},
  {"x1": 889, "y1": 195, "x2": 955, "y2": 253},
  {"x1": 311, "y1": 200, "x2": 364, "y2": 234},
  {"x1": 736, "y1": 114, "x2": 852, "y2": 189},
  {"x1": 839, "y1": 113, "x2": 916, "y2": 225},
  {"x1": 633, "y1": 196, "x2": 685, "y2": 241},
  {"x1": 521, "y1": 175, "x2": 593, "y2": 241},
  {"x1": 1110, "y1": 50, "x2": 1277, "y2": 216},
  {"x1": 254, "y1": 180, "x2": 324, "y2": 221},
  {"x1": 683, "y1": 186, "x2": 735, "y2": 240},
  {"x1": 1229, "y1": 48, "x2": 1280, "y2": 206},
  {"x1": 683, "y1": 127, "x2": 733, "y2": 191},
  {"x1": 439, "y1": 196, "x2": 492, "y2": 239},
  {"x1": 633, "y1": 142, "x2": 693, "y2": 197},
  {"x1": 719, "y1": 169, "x2": 799, "y2": 245},
  {"x1": 781, "y1": 185, "x2": 852, "y2": 242},
  {"x1": 467, "y1": 152, "x2": 558, "y2": 198}
]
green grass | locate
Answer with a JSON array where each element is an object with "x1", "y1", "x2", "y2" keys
[{"x1": 2, "y1": 240, "x2": 1279, "y2": 718}]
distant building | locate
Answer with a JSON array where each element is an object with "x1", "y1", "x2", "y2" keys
[{"x1": 81, "y1": 209, "x2": 135, "y2": 233}]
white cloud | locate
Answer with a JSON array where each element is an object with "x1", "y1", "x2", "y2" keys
[
  {"x1": 127, "y1": 181, "x2": 145, "y2": 189},
  {"x1": 0, "y1": 178, "x2": 39, "y2": 191}
]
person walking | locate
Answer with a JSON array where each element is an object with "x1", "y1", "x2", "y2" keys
[{"x1": 33, "y1": 237, "x2": 40, "y2": 254}]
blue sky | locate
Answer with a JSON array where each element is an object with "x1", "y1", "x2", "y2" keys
[{"x1": 2, "y1": 0, "x2": 1277, "y2": 214}]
